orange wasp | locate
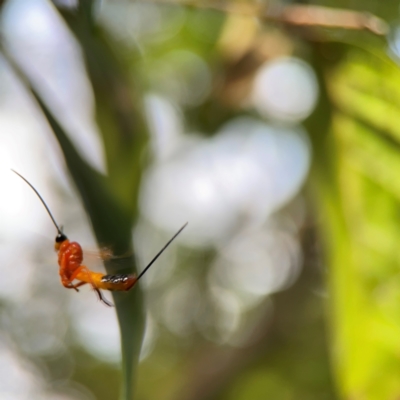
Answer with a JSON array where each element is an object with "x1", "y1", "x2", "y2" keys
[{"x1": 13, "y1": 170, "x2": 187, "y2": 307}]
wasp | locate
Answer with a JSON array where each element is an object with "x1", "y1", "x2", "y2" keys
[{"x1": 13, "y1": 170, "x2": 187, "y2": 306}]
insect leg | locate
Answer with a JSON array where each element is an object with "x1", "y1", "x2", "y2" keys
[
  {"x1": 71, "y1": 265, "x2": 114, "y2": 307},
  {"x1": 62, "y1": 266, "x2": 90, "y2": 291},
  {"x1": 69, "y1": 265, "x2": 89, "y2": 282},
  {"x1": 63, "y1": 280, "x2": 86, "y2": 292},
  {"x1": 94, "y1": 288, "x2": 114, "y2": 307}
]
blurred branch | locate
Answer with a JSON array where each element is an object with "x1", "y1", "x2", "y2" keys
[
  {"x1": 278, "y1": 6, "x2": 387, "y2": 35},
  {"x1": 177, "y1": 311, "x2": 273, "y2": 400},
  {"x1": 175, "y1": 222, "x2": 333, "y2": 400},
  {"x1": 141, "y1": 0, "x2": 388, "y2": 35}
]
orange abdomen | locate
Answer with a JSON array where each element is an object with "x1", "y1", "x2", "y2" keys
[
  {"x1": 74, "y1": 269, "x2": 137, "y2": 291},
  {"x1": 98, "y1": 274, "x2": 137, "y2": 291}
]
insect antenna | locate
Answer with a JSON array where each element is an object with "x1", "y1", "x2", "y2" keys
[
  {"x1": 137, "y1": 222, "x2": 188, "y2": 281},
  {"x1": 12, "y1": 169, "x2": 63, "y2": 235}
]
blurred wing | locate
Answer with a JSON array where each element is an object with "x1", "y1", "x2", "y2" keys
[{"x1": 82, "y1": 247, "x2": 133, "y2": 272}]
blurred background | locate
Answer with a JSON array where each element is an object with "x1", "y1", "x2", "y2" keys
[{"x1": 0, "y1": 0, "x2": 398, "y2": 399}]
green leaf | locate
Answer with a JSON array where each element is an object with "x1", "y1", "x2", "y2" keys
[
  {"x1": 1, "y1": 2, "x2": 149, "y2": 396},
  {"x1": 308, "y1": 45, "x2": 400, "y2": 399},
  {"x1": 32, "y1": 92, "x2": 144, "y2": 400}
]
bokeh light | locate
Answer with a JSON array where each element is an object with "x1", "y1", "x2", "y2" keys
[
  {"x1": 140, "y1": 115, "x2": 310, "y2": 246},
  {"x1": 252, "y1": 57, "x2": 319, "y2": 122},
  {"x1": 1, "y1": 0, "x2": 105, "y2": 172}
]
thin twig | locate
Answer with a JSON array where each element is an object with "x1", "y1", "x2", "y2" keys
[{"x1": 138, "y1": 0, "x2": 388, "y2": 35}]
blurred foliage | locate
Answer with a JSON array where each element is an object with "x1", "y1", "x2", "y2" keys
[
  {"x1": 2, "y1": 0, "x2": 400, "y2": 399},
  {"x1": 311, "y1": 48, "x2": 400, "y2": 398}
]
